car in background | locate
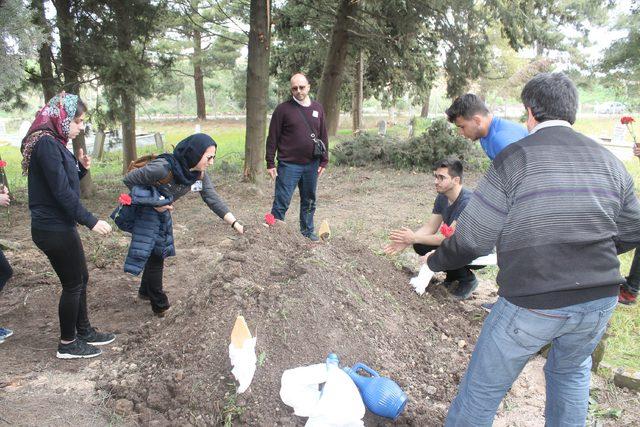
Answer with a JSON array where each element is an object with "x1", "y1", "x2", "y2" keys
[{"x1": 594, "y1": 101, "x2": 627, "y2": 115}]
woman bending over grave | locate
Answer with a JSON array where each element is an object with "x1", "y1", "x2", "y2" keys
[{"x1": 120, "y1": 133, "x2": 244, "y2": 317}]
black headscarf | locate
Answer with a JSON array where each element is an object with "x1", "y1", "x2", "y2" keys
[{"x1": 159, "y1": 133, "x2": 217, "y2": 185}]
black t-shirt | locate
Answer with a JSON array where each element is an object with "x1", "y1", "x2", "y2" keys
[{"x1": 432, "y1": 187, "x2": 472, "y2": 225}]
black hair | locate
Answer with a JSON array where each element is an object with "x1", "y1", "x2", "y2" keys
[
  {"x1": 445, "y1": 94, "x2": 489, "y2": 123},
  {"x1": 520, "y1": 72, "x2": 578, "y2": 124},
  {"x1": 76, "y1": 98, "x2": 87, "y2": 117},
  {"x1": 433, "y1": 157, "x2": 463, "y2": 181}
]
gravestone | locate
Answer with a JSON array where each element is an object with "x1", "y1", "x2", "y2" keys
[
  {"x1": 154, "y1": 133, "x2": 165, "y2": 152},
  {"x1": 92, "y1": 131, "x2": 105, "y2": 160},
  {"x1": 195, "y1": 124, "x2": 201, "y2": 134},
  {"x1": 612, "y1": 123, "x2": 627, "y2": 145},
  {"x1": 377, "y1": 120, "x2": 387, "y2": 136}
]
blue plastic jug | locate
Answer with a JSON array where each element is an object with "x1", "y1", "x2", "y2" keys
[{"x1": 342, "y1": 363, "x2": 408, "y2": 419}]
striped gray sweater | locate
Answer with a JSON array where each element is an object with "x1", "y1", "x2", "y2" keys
[{"x1": 427, "y1": 125, "x2": 640, "y2": 309}]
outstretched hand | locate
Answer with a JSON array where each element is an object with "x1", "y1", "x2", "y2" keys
[
  {"x1": 389, "y1": 227, "x2": 415, "y2": 245},
  {"x1": 383, "y1": 241, "x2": 409, "y2": 255},
  {"x1": 78, "y1": 148, "x2": 91, "y2": 170}
]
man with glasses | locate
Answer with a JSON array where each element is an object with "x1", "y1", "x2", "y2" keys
[
  {"x1": 266, "y1": 73, "x2": 329, "y2": 241},
  {"x1": 384, "y1": 157, "x2": 479, "y2": 299}
]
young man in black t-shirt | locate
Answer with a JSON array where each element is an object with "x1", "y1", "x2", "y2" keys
[{"x1": 384, "y1": 158, "x2": 478, "y2": 299}]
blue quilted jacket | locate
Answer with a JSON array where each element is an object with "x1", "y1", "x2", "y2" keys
[{"x1": 111, "y1": 186, "x2": 175, "y2": 275}]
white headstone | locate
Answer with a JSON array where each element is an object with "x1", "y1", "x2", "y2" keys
[
  {"x1": 613, "y1": 123, "x2": 627, "y2": 145},
  {"x1": 377, "y1": 120, "x2": 387, "y2": 136},
  {"x1": 195, "y1": 124, "x2": 201, "y2": 133},
  {"x1": 18, "y1": 121, "x2": 31, "y2": 139}
]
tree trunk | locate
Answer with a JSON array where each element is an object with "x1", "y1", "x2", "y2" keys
[
  {"x1": 121, "y1": 92, "x2": 137, "y2": 174},
  {"x1": 317, "y1": 0, "x2": 358, "y2": 137},
  {"x1": 193, "y1": 29, "x2": 207, "y2": 120},
  {"x1": 243, "y1": 0, "x2": 271, "y2": 183},
  {"x1": 54, "y1": 0, "x2": 94, "y2": 197},
  {"x1": 32, "y1": 0, "x2": 56, "y2": 101},
  {"x1": 420, "y1": 85, "x2": 432, "y2": 118},
  {"x1": 351, "y1": 50, "x2": 363, "y2": 133}
]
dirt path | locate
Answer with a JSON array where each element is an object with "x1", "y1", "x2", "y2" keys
[{"x1": 0, "y1": 166, "x2": 638, "y2": 425}]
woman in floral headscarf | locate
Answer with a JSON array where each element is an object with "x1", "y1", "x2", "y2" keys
[{"x1": 22, "y1": 92, "x2": 115, "y2": 360}]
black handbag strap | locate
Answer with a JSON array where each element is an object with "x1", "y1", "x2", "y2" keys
[{"x1": 294, "y1": 102, "x2": 318, "y2": 138}]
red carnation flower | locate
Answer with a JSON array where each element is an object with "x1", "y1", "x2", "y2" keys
[
  {"x1": 0, "y1": 160, "x2": 6, "y2": 168},
  {"x1": 621, "y1": 116, "x2": 635, "y2": 125},
  {"x1": 118, "y1": 193, "x2": 132, "y2": 206},
  {"x1": 440, "y1": 223, "x2": 454, "y2": 238},
  {"x1": 265, "y1": 213, "x2": 276, "y2": 226}
]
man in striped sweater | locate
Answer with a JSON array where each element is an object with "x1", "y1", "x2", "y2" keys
[{"x1": 426, "y1": 72, "x2": 640, "y2": 426}]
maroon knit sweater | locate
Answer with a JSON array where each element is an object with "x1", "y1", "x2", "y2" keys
[{"x1": 265, "y1": 99, "x2": 329, "y2": 169}]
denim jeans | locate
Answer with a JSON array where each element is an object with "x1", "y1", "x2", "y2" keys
[
  {"x1": 271, "y1": 159, "x2": 319, "y2": 237},
  {"x1": 625, "y1": 249, "x2": 640, "y2": 294},
  {"x1": 445, "y1": 295, "x2": 617, "y2": 427}
]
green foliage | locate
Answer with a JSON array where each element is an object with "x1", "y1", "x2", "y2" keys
[
  {"x1": 333, "y1": 119, "x2": 486, "y2": 172},
  {"x1": 599, "y1": 3, "x2": 640, "y2": 103}
]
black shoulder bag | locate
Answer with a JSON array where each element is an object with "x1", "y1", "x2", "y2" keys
[{"x1": 295, "y1": 105, "x2": 327, "y2": 159}]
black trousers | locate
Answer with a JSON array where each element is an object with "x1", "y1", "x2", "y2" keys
[
  {"x1": 0, "y1": 248, "x2": 13, "y2": 292},
  {"x1": 413, "y1": 243, "x2": 477, "y2": 282},
  {"x1": 32, "y1": 228, "x2": 92, "y2": 341},
  {"x1": 139, "y1": 252, "x2": 170, "y2": 313}
]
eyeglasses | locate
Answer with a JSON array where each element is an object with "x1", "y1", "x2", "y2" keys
[
  {"x1": 291, "y1": 85, "x2": 307, "y2": 92},
  {"x1": 207, "y1": 155, "x2": 216, "y2": 162}
]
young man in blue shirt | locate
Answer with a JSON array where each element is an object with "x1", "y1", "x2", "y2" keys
[
  {"x1": 446, "y1": 94, "x2": 528, "y2": 310},
  {"x1": 445, "y1": 94, "x2": 528, "y2": 160}
]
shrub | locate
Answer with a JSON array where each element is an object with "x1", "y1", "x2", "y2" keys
[{"x1": 332, "y1": 119, "x2": 487, "y2": 172}]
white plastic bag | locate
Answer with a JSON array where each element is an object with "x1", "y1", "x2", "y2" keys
[
  {"x1": 280, "y1": 363, "x2": 365, "y2": 426},
  {"x1": 229, "y1": 316, "x2": 257, "y2": 393},
  {"x1": 409, "y1": 264, "x2": 435, "y2": 295}
]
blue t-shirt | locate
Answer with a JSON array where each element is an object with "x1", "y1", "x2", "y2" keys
[
  {"x1": 432, "y1": 187, "x2": 472, "y2": 226},
  {"x1": 479, "y1": 117, "x2": 529, "y2": 160}
]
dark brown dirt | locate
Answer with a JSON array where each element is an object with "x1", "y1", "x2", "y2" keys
[{"x1": 0, "y1": 166, "x2": 637, "y2": 426}]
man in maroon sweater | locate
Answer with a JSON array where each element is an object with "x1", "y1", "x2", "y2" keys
[{"x1": 266, "y1": 73, "x2": 329, "y2": 241}]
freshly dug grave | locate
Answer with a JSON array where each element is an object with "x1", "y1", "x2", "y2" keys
[{"x1": 96, "y1": 221, "x2": 483, "y2": 426}]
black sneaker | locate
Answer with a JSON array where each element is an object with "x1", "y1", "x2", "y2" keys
[
  {"x1": 56, "y1": 339, "x2": 102, "y2": 359},
  {"x1": 452, "y1": 277, "x2": 479, "y2": 300},
  {"x1": 77, "y1": 327, "x2": 116, "y2": 346}
]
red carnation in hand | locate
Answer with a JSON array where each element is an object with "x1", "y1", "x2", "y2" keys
[
  {"x1": 265, "y1": 213, "x2": 276, "y2": 226},
  {"x1": 118, "y1": 193, "x2": 132, "y2": 206},
  {"x1": 621, "y1": 116, "x2": 635, "y2": 125},
  {"x1": 0, "y1": 160, "x2": 7, "y2": 168},
  {"x1": 440, "y1": 223, "x2": 454, "y2": 238}
]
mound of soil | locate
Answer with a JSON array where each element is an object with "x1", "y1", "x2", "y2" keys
[{"x1": 95, "y1": 221, "x2": 482, "y2": 425}]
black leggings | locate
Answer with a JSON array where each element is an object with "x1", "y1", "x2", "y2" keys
[
  {"x1": 0, "y1": 248, "x2": 13, "y2": 292},
  {"x1": 139, "y1": 252, "x2": 170, "y2": 313},
  {"x1": 32, "y1": 228, "x2": 92, "y2": 341}
]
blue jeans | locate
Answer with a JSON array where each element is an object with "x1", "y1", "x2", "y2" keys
[
  {"x1": 446, "y1": 295, "x2": 617, "y2": 427},
  {"x1": 271, "y1": 159, "x2": 319, "y2": 237}
]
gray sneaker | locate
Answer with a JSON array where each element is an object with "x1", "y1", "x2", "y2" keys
[
  {"x1": 306, "y1": 233, "x2": 320, "y2": 242},
  {"x1": 77, "y1": 327, "x2": 116, "y2": 346},
  {"x1": 452, "y1": 277, "x2": 479, "y2": 300},
  {"x1": 56, "y1": 339, "x2": 102, "y2": 359}
]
